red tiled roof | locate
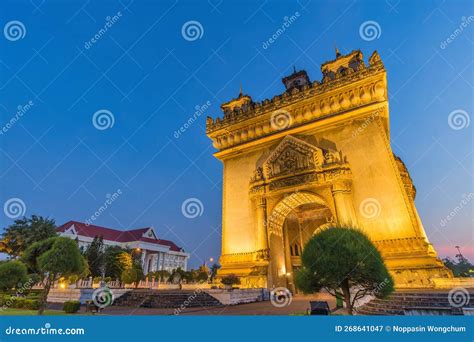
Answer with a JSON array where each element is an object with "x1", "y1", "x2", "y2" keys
[{"x1": 57, "y1": 221, "x2": 183, "y2": 252}]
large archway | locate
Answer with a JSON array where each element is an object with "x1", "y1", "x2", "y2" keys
[{"x1": 267, "y1": 191, "x2": 334, "y2": 291}]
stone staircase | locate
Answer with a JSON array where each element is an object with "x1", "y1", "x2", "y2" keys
[
  {"x1": 113, "y1": 289, "x2": 222, "y2": 309},
  {"x1": 357, "y1": 291, "x2": 474, "y2": 315}
]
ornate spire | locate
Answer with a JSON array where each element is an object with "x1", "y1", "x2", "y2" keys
[
  {"x1": 239, "y1": 82, "x2": 243, "y2": 97},
  {"x1": 335, "y1": 44, "x2": 341, "y2": 58}
]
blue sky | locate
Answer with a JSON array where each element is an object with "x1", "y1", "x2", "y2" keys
[{"x1": 0, "y1": 0, "x2": 472, "y2": 266}]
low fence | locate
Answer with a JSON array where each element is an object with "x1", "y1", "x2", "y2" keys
[
  {"x1": 33, "y1": 277, "x2": 214, "y2": 290},
  {"x1": 47, "y1": 288, "x2": 130, "y2": 304}
]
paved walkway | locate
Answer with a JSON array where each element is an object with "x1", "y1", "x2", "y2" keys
[{"x1": 97, "y1": 293, "x2": 336, "y2": 316}]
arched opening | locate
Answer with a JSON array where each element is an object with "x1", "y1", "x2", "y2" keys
[{"x1": 268, "y1": 191, "x2": 333, "y2": 292}]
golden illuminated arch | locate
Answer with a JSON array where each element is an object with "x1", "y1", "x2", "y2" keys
[{"x1": 267, "y1": 191, "x2": 331, "y2": 238}]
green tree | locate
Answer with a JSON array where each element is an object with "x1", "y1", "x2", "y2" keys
[
  {"x1": 295, "y1": 226, "x2": 394, "y2": 315},
  {"x1": 443, "y1": 254, "x2": 473, "y2": 277},
  {"x1": 196, "y1": 271, "x2": 209, "y2": 282},
  {"x1": 121, "y1": 263, "x2": 144, "y2": 288},
  {"x1": 84, "y1": 236, "x2": 105, "y2": 277},
  {"x1": 154, "y1": 270, "x2": 170, "y2": 282},
  {"x1": 170, "y1": 267, "x2": 186, "y2": 284},
  {"x1": 116, "y1": 251, "x2": 133, "y2": 270},
  {"x1": 0, "y1": 260, "x2": 28, "y2": 291},
  {"x1": 210, "y1": 264, "x2": 220, "y2": 282},
  {"x1": 0, "y1": 215, "x2": 57, "y2": 258},
  {"x1": 104, "y1": 246, "x2": 130, "y2": 279},
  {"x1": 24, "y1": 237, "x2": 87, "y2": 314},
  {"x1": 22, "y1": 237, "x2": 57, "y2": 274}
]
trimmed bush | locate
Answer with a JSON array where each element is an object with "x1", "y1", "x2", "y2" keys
[
  {"x1": 63, "y1": 300, "x2": 81, "y2": 313},
  {"x1": 25, "y1": 299, "x2": 40, "y2": 310},
  {"x1": 220, "y1": 274, "x2": 240, "y2": 286},
  {"x1": 12, "y1": 297, "x2": 25, "y2": 308},
  {"x1": 1, "y1": 296, "x2": 39, "y2": 310},
  {"x1": 0, "y1": 260, "x2": 28, "y2": 291}
]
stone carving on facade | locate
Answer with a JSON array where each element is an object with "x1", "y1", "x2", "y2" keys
[
  {"x1": 369, "y1": 50, "x2": 382, "y2": 66},
  {"x1": 394, "y1": 154, "x2": 416, "y2": 199},
  {"x1": 255, "y1": 249, "x2": 270, "y2": 261},
  {"x1": 206, "y1": 50, "x2": 386, "y2": 151},
  {"x1": 250, "y1": 135, "x2": 351, "y2": 193},
  {"x1": 219, "y1": 249, "x2": 270, "y2": 265}
]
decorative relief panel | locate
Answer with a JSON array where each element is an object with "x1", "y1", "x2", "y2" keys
[
  {"x1": 250, "y1": 135, "x2": 351, "y2": 193},
  {"x1": 206, "y1": 50, "x2": 387, "y2": 151}
]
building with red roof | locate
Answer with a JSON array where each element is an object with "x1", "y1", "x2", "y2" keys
[{"x1": 57, "y1": 221, "x2": 189, "y2": 274}]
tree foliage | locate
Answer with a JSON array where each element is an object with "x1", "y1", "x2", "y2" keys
[
  {"x1": 0, "y1": 216, "x2": 57, "y2": 257},
  {"x1": 84, "y1": 236, "x2": 105, "y2": 277},
  {"x1": 37, "y1": 237, "x2": 87, "y2": 277},
  {"x1": 152, "y1": 270, "x2": 171, "y2": 282},
  {"x1": 22, "y1": 237, "x2": 57, "y2": 274},
  {"x1": 104, "y1": 246, "x2": 130, "y2": 279},
  {"x1": 210, "y1": 264, "x2": 220, "y2": 282},
  {"x1": 23, "y1": 236, "x2": 87, "y2": 314},
  {"x1": 295, "y1": 226, "x2": 394, "y2": 315},
  {"x1": 443, "y1": 254, "x2": 473, "y2": 277},
  {"x1": 121, "y1": 263, "x2": 144, "y2": 287},
  {"x1": 0, "y1": 260, "x2": 28, "y2": 291}
]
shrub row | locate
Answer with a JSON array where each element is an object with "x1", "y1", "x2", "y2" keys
[
  {"x1": 0, "y1": 296, "x2": 40, "y2": 310},
  {"x1": 63, "y1": 300, "x2": 81, "y2": 313}
]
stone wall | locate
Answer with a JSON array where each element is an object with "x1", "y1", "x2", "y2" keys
[
  {"x1": 47, "y1": 288, "x2": 130, "y2": 304},
  {"x1": 206, "y1": 288, "x2": 268, "y2": 305}
]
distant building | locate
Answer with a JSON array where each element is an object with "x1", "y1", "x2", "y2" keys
[{"x1": 57, "y1": 221, "x2": 189, "y2": 274}]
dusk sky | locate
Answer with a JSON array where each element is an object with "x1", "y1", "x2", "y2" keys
[{"x1": 1, "y1": 0, "x2": 472, "y2": 267}]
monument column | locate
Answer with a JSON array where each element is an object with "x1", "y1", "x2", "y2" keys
[
  {"x1": 332, "y1": 179, "x2": 358, "y2": 225},
  {"x1": 256, "y1": 197, "x2": 269, "y2": 251}
]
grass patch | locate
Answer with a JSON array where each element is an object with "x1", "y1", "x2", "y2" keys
[{"x1": 0, "y1": 308, "x2": 65, "y2": 316}]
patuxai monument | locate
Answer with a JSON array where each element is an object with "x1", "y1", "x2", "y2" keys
[{"x1": 206, "y1": 49, "x2": 453, "y2": 291}]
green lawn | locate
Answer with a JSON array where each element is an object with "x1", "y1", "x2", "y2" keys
[{"x1": 0, "y1": 308, "x2": 66, "y2": 316}]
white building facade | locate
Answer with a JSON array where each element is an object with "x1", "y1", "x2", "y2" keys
[{"x1": 58, "y1": 221, "x2": 189, "y2": 274}]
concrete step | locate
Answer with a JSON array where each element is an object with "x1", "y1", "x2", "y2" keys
[
  {"x1": 357, "y1": 291, "x2": 474, "y2": 316},
  {"x1": 113, "y1": 290, "x2": 222, "y2": 308}
]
